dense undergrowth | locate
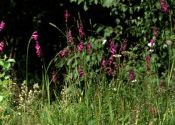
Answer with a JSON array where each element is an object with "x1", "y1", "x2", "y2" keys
[{"x1": 0, "y1": 0, "x2": 175, "y2": 124}]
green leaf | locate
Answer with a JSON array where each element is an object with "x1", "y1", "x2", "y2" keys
[
  {"x1": 103, "y1": 0, "x2": 114, "y2": 8},
  {"x1": 0, "y1": 95, "x2": 3, "y2": 102},
  {"x1": 7, "y1": 59, "x2": 15, "y2": 63}
]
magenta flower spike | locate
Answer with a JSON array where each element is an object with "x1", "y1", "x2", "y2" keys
[
  {"x1": 148, "y1": 39, "x2": 155, "y2": 47},
  {"x1": 107, "y1": 67, "x2": 113, "y2": 76},
  {"x1": 129, "y1": 68, "x2": 135, "y2": 81},
  {"x1": 58, "y1": 48, "x2": 69, "y2": 58},
  {"x1": 120, "y1": 39, "x2": 127, "y2": 52},
  {"x1": 67, "y1": 29, "x2": 73, "y2": 44},
  {"x1": 77, "y1": 41, "x2": 84, "y2": 53},
  {"x1": 109, "y1": 40, "x2": 116, "y2": 55},
  {"x1": 35, "y1": 41, "x2": 41, "y2": 58},
  {"x1": 86, "y1": 42, "x2": 92, "y2": 54},
  {"x1": 0, "y1": 21, "x2": 5, "y2": 32},
  {"x1": 32, "y1": 31, "x2": 39, "y2": 41},
  {"x1": 78, "y1": 67, "x2": 84, "y2": 77},
  {"x1": 101, "y1": 58, "x2": 106, "y2": 69},
  {"x1": 108, "y1": 56, "x2": 114, "y2": 66},
  {"x1": 78, "y1": 23, "x2": 85, "y2": 39},
  {"x1": 160, "y1": 0, "x2": 169, "y2": 13},
  {"x1": 0, "y1": 41, "x2": 5, "y2": 53},
  {"x1": 64, "y1": 9, "x2": 70, "y2": 23}
]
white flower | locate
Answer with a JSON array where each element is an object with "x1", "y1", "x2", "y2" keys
[
  {"x1": 102, "y1": 39, "x2": 107, "y2": 45},
  {"x1": 148, "y1": 39, "x2": 155, "y2": 47},
  {"x1": 165, "y1": 40, "x2": 173, "y2": 46}
]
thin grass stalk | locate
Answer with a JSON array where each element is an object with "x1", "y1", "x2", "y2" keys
[{"x1": 26, "y1": 37, "x2": 32, "y2": 86}]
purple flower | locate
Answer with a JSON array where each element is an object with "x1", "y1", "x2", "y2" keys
[
  {"x1": 86, "y1": 42, "x2": 92, "y2": 54},
  {"x1": 64, "y1": 9, "x2": 70, "y2": 23},
  {"x1": 32, "y1": 31, "x2": 39, "y2": 41},
  {"x1": 120, "y1": 39, "x2": 127, "y2": 52},
  {"x1": 101, "y1": 58, "x2": 106, "y2": 69},
  {"x1": 77, "y1": 41, "x2": 84, "y2": 53},
  {"x1": 109, "y1": 40, "x2": 116, "y2": 55},
  {"x1": 160, "y1": 0, "x2": 169, "y2": 13},
  {"x1": 67, "y1": 29, "x2": 73, "y2": 44},
  {"x1": 107, "y1": 67, "x2": 113, "y2": 76},
  {"x1": 146, "y1": 55, "x2": 151, "y2": 69},
  {"x1": 58, "y1": 48, "x2": 69, "y2": 58},
  {"x1": 129, "y1": 68, "x2": 135, "y2": 81},
  {"x1": 148, "y1": 39, "x2": 155, "y2": 47},
  {"x1": 35, "y1": 41, "x2": 41, "y2": 58},
  {"x1": 0, "y1": 21, "x2": 5, "y2": 32},
  {"x1": 78, "y1": 23, "x2": 85, "y2": 39},
  {"x1": 0, "y1": 41, "x2": 5, "y2": 53},
  {"x1": 108, "y1": 56, "x2": 114, "y2": 66},
  {"x1": 78, "y1": 67, "x2": 84, "y2": 77}
]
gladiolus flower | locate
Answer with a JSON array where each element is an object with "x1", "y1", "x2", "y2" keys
[
  {"x1": 78, "y1": 23, "x2": 85, "y2": 39},
  {"x1": 109, "y1": 40, "x2": 116, "y2": 55},
  {"x1": 64, "y1": 9, "x2": 70, "y2": 23},
  {"x1": 148, "y1": 39, "x2": 155, "y2": 47},
  {"x1": 101, "y1": 58, "x2": 106, "y2": 69},
  {"x1": 129, "y1": 68, "x2": 135, "y2": 81},
  {"x1": 86, "y1": 42, "x2": 92, "y2": 54},
  {"x1": 78, "y1": 67, "x2": 84, "y2": 77},
  {"x1": 0, "y1": 41, "x2": 5, "y2": 53},
  {"x1": 107, "y1": 67, "x2": 113, "y2": 76},
  {"x1": 35, "y1": 41, "x2": 41, "y2": 57},
  {"x1": 67, "y1": 29, "x2": 73, "y2": 44},
  {"x1": 32, "y1": 31, "x2": 39, "y2": 41},
  {"x1": 120, "y1": 39, "x2": 127, "y2": 52},
  {"x1": 160, "y1": 0, "x2": 169, "y2": 13},
  {"x1": 77, "y1": 41, "x2": 84, "y2": 52},
  {"x1": 0, "y1": 21, "x2": 5, "y2": 32},
  {"x1": 108, "y1": 56, "x2": 114, "y2": 66},
  {"x1": 58, "y1": 47, "x2": 69, "y2": 58}
]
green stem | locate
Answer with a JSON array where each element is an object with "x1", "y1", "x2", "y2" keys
[
  {"x1": 49, "y1": 22, "x2": 67, "y2": 38},
  {"x1": 26, "y1": 37, "x2": 32, "y2": 86}
]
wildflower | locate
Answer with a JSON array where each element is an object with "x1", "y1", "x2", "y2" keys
[
  {"x1": 108, "y1": 56, "x2": 114, "y2": 66},
  {"x1": 107, "y1": 67, "x2": 113, "y2": 76},
  {"x1": 160, "y1": 0, "x2": 169, "y2": 13},
  {"x1": 0, "y1": 21, "x2": 5, "y2": 32},
  {"x1": 67, "y1": 29, "x2": 73, "y2": 44},
  {"x1": 35, "y1": 41, "x2": 41, "y2": 57},
  {"x1": 109, "y1": 40, "x2": 116, "y2": 55},
  {"x1": 0, "y1": 41, "x2": 5, "y2": 53},
  {"x1": 78, "y1": 23, "x2": 85, "y2": 39},
  {"x1": 101, "y1": 58, "x2": 106, "y2": 68},
  {"x1": 129, "y1": 68, "x2": 135, "y2": 81},
  {"x1": 78, "y1": 67, "x2": 84, "y2": 77},
  {"x1": 32, "y1": 31, "x2": 39, "y2": 41},
  {"x1": 64, "y1": 9, "x2": 70, "y2": 23},
  {"x1": 77, "y1": 41, "x2": 84, "y2": 53},
  {"x1": 120, "y1": 39, "x2": 127, "y2": 52},
  {"x1": 86, "y1": 42, "x2": 92, "y2": 54},
  {"x1": 58, "y1": 47, "x2": 69, "y2": 58},
  {"x1": 113, "y1": 54, "x2": 122, "y2": 58},
  {"x1": 148, "y1": 39, "x2": 155, "y2": 47},
  {"x1": 149, "y1": 49, "x2": 154, "y2": 52},
  {"x1": 146, "y1": 55, "x2": 151, "y2": 69},
  {"x1": 165, "y1": 39, "x2": 172, "y2": 46}
]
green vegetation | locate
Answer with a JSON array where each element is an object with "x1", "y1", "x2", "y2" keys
[{"x1": 0, "y1": 0, "x2": 175, "y2": 124}]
